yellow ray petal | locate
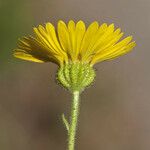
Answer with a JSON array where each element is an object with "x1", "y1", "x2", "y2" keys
[
  {"x1": 45, "y1": 23, "x2": 68, "y2": 62},
  {"x1": 57, "y1": 20, "x2": 70, "y2": 52},
  {"x1": 37, "y1": 25, "x2": 55, "y2": 50},
  {"x1": 87, "y1": 23, "x2": 108, "y2": 51},
  {"x1": 67, "y1": 20, "x2": 76, "y2": 60},
  {"x1": 80, "y1": 21, "x2": 99, "y2": 61},
  {"x1": 14, "y1": 37, "x2": 62, "y2": 64},
  {"x1": 14, "y1": 50, "x2": 45, "y2": 63},
  {"x1": 34, "y1": 25, "x2": 65, "y2": 57},
  {"x1": 104, "y1": 41, "x2": 136, "y2": 60},
  {"x1": 34, "y1": 27, "x2": 53, "y2": 50},
  {"x1": 74, "y1": 20, "x2": 86, "y2": 60},
  {"x1": 93, "y1": 28, "x2": 124, "y2": 54},
  {"x1": 91, "y1": 24, "x2": 115, "y2": 52},
  {"x1": 45, "y1": 23, "x2": 64, "y2": 53},
  {"x1": 91, "y1": 36, "x2": 135, "y2": 64},
  {"x1": 81, "y1": 23, "x2": 108, "y2": 61}
]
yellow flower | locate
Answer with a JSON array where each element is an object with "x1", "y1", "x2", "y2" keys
[
  {"x1": 14, "y1": 20, "x2": 136, "y2": 92},
  {"x1": 14, "y1": 20, "x2": 136, "y2": 66}
]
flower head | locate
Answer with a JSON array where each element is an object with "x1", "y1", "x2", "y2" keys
[
  {"x1": 14, "y1": 20, "x2": 135, "y2": 66},
  {"x1": 14, "y1": 20, "x2": 136, "y2": 92}
]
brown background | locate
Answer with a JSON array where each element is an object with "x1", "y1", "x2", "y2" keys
[{"x1": 0, "y1": 0, "x2": 150, "y2": 150}]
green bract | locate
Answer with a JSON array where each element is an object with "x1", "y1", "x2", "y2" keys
[{"x1": 57, "y1": 63, "x2": 96, "y2": 92}]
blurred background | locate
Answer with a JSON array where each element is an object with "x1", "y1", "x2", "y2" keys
[{"x1": 0, "y1": 0, "x2": 150, "y2": 149}]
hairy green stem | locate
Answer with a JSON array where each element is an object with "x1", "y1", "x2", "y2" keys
[{"x1": 68, "y1": 91, "x2": 80, "y2": 150}]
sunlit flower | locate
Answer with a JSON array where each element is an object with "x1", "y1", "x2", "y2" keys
[{"x1": 14, "y1": 20, "x2": 136, "y2": 66}]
